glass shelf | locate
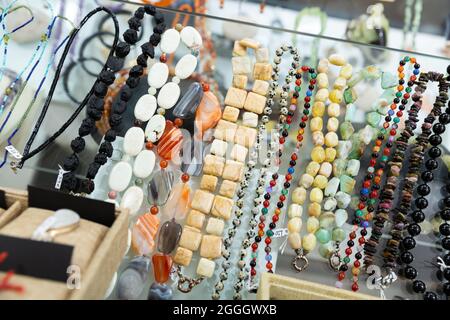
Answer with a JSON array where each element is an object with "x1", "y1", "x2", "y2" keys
[{"x1": 0, "y1": 0, "x2": 450, "y2": 300}]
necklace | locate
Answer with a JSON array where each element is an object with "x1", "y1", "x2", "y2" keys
[
  {"x1": 220, "y1": 44, "x2": 301, "y2": 300},
  {"x1": 337, "y1": 56, "x2": 420, "y2": 291}
]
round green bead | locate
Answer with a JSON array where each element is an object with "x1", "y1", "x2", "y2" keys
[
  {"x1": 343, "y1": 256, "x2": 350, "y2": 264},
  {"x1": 315, "y1": 228, "x2": 331, "y2": 244},
  {"x1": 282, "y1": 189, "x2": 288, "y2": 196},
  {"x1": 266, "y1": 230, "x2": 274, "y2": 237},
  {"x1": 395, "y1": 91, "x2": 402, "y2": 98},
  {"x1": 262, "y1": 208, "x2": 268, "y2": 214}
]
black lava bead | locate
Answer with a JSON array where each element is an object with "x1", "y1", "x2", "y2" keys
[
  {"x1": 432, "y1": 122, "x2": 445, "y2": 134},
  {"x1": 429, "y1": 134, "x2": 443, "y2": 146},
  {"x1": 425, "y1": 159, "x2": 438, "y2": 170},
  {"x1": 412, "y1": 210, "x2": 426, "y2": 223},
  {"x1": 415, "y1": 197, "x2": 428, "y2": 209},
  {"x1": 443, "y1": 268, "x2": 450, "y2": 281},
  {"x1": 403, "y1": 237, "x2": 416, "y2": 250},
  {"x1": 404, "y1": 265, "x2": 418, "y2": 280},
  {"x1": 440, "y1": 223, "x2": 450, "y2": 236},
  {"x1": 442, "y1": 237, "x2": 450, "y2": 250},
  {"x1": 424, "y1": 291, "x2": 438, "y2": 301},
  {"x1": 428, "y1": 146, "x2": 442, "y2": 159},
  {"x1": 444, "y1": 254, "x2": 450, "y2": 266},
  {"x1": 444, "y1": 196, "x2": 450, "y2": 208},
  {"x1": 421, "y1": 171, "x2": 434, "y2": 183},
  {"x1": 408, "y1": 223, "x2": 422, "y2": 237},
  {"x1": 440, "y1": 209, "x2": 450, "y2": 221},
  {"x1": 417, "y1": 184, "x2": 431, "y2": 196},
  {"x1": 412, "y1": 280, "x2": 426, "y2": 293},
  {"x1": 401, "y1": 251, "x2": 414, "y2": 264},
  {"x1": 443, "y1": 282, "x2": 450, "y2": 296}
]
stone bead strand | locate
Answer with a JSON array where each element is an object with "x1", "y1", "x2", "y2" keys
[
  {"x1": 174, "y1": 38, "x2": 272, "y2": 293},
  {"x1": 215, "y1": 45, "x2": 301, "y2": 301},
  {"x1": 337, "y1": 56, "x2": 420, "y2": 292},
  {"x1": 383, "y1": 71, "x2": 450, "y2": 272},
  {"x1": 251, "y1": 67, "x2": 316, "y2": 284},
  {"x1": 402, "y1": 104, "x2": 450, "y2": 300},
  {"x1": 365, "y1": 71, "x2": 450, "y2": 269}
]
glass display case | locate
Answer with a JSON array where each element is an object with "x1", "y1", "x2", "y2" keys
[{"x1": 0, "y1": 0, "x2": 450, "y2": 300}]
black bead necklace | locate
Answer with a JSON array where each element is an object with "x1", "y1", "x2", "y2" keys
[{"x1": 405, "y1": 99, "x2": 450, "y2": 300}]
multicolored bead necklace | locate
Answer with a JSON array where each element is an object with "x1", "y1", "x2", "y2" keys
[
  {"x1": 249, "y1": 66, "x2": 316, "y2": 283},
  {"x1": 337, "y1": 56, "x2": 420, "y2": 291}
]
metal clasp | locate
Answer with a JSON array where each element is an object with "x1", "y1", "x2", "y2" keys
[
  {"x1": 328, "y1": 242, "x2": 342, "y2": 271},
  {"x1": 292, "y1": 249, "x2": 309, "y2": 272}
]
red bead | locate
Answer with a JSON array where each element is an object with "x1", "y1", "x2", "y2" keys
[
  {"x1": 302, "y1": 65, "x2": 309, "y2": 72},
  {"x1": 358, "y1": 202, "x2": 365, "y2": 210},
  {"x1": 383, "y1": 148, "x2": 390, "y2": 156},
  {"x1": 160, "y1": 160, "x2": 168, "y2": 169},
  {"x1": 251, "y1": 268, "x2": 257, "y2": 276},
  {"x1": 310, "y1": 79, "x2": 316, "y2": 85},
  {"x1": 410, "y1": 75, "x2": 416, "y2": 81},
  {"x1": 302, "y1": 116, "x2": 308, "y2": 122},
  {"x1": 159, "y1": 53, "x2": 167, "y2": 63},
  {"x1": 272, "y1": 215, "x2": 279, "y2": 222},
  {"x1": 295, "y1": 79, "x2": 302, "y2": 86},
  {"x1": 338, "y1": 272, "x2": 345, "y2": 281},
  {"x1": 252, "y1": 243, "x2": 258, "y2": 250},
  {"x1": 181, "y1": 173, "x2": 190, "y2": 183},
  {"x1": 358, "y1": 237, "x2": 365, "y2": 245},
  {"x1": 263, "y1": 200, "x2": 270, "y2": 208},
  {"x1": 305, "y1": 97, "x2": 311, "y2": 102},
  {"x1": 259, "y1": 223, "x2": 265, "y2": 229},
  {"x1": 350, "y1": 232, "x2": 356, "y2": 239},
  {"x1": 297, "y1": 135, "x2": 304, "y2": 142},
  {"x1": 354, "y1": 260, "x2": 361, "y2": 268},
  {"x1": 145, "y1": 142, "x2": 154, "y2": 150},
  {"x1": 279, "y1": 195, "x2": 286, "y2": 202},
  {"x1": 369, "y1": 159, "x2": 376, "y2": 167},
  {"x1": 390, "y1": 129, "x2": 396, "y2": 136},
  {"x1": 266, "y1": 262, "x2": 273, "y2": 270},
  {"x1": 174, "y1": 118, "x2": 183, "y2": 128},
  {"x1": 152, "y1": 253, "x2": 173, "y2": 284},
  {"x1": 150, "y1": 206, "x2": 159, "y2": 215},
  {"x1": 201, "y1": 82, "x2": 210, "y2": 92},
  {"x1": 370, "y1": 191, "x2": 378, "y2": 198},
  {"x1": 345, "y1": 248, "x2": 352, "y2": 256},
  {"x1": 279, "y1": 137, "x2": 285, "y2": 144},
  {"x1": 265, "y1": 237, "x2": 272, "y2": 245},
  {"x1": 270, "y1": 180, "x2": 276, "y2": 187},
  {"x1": 291, "y1": 154, "x2": 298, "y2": 161},
  {"x1": 286, "y1": 116, "x2": 292, "y2": 124},
  {"x1": 403, "y1": 93, "x2": 410, "y2": 99},
  {"x1": 396, "y1": 111, "x2": 403, "y2": 117},
  {"x1": 351, "y1": 282, "x2": 359, "y2": 292},
  {"x1": 285, "y1": 174, "x2": 292, "y2": 181},
  {"x1": 363, "y1": 181, "x2": 371, "y2": 188}
]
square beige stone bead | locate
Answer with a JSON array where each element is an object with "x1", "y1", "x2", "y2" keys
[
  {"x1": 239, "y1": 38, "x2": 260, "y2": 49},
  {"x1": 191, "y1": 189, "x2": 215, "y2": 214},
  {"x1": 219, "y1": 180, "x2": 238, "y2": 198},
  {"x1": 232, "y1": 75, "x2": 248, "y2": 89},
  {"x1": 214, "y1": 120, "x2": 238, "y2": 142},
  {"x1": 242, "y1": 112, "x2": 259, "y2": 128},
  {"x1": 222, "y1": 160, "x2": 244, "y2": 182},
  {"x1": 232, "y1": 56, "x2": 252, "y2": 75},
  {"x1": 210, "y1": 139, "x2": 228, "y2": 157},
  {"x1": 203, "y1": 154, "x2": 225, "y2": 177},
  {"x1": 233, "y1": 41, "x2": 247, "y2": 56},
  {"x1": 200, "y1": 235, "x2": 223, "y2": 259},
  {"x1": 200, "y1": 175, "x2": 218, "y2": 192},
  {"x1": 211, "y1": 195, "x2": 234, "y2": 220},
  {"x1": 230, "y1": 144, "x2": 248, "y2": 163},
  {"x1": 235, "y1": 126, "x2": 257, "y2": 148},
  {"x1": 224, "y1": 87, "x2": 247, "y2": 109},
  {"x1": 222, "y1": 106, "x2": 240, "y2": 123},
  {"x1": 179, "y1": 226, "x2": 202, "y2": 251},
  {"x1": 196, "y1": 258, "x2": 215, "y2": 278},
  {"x1": 255, "y1": 47, "x2": 269, "y2": 63},
  {"x1": 252, "y1": 79, "x2": 270, "y2": 96},
  {"x1": 253, "y1": 62, "x2": 272, "y2": 81},
  {"x1": 186, "y1": 210, "x2": 206, "y2": 229},
  {"x1": 173, "y1": 247, "x2": 193, "y2": 267},
  {"x1": 206, "y1": 217, "x2": 225, "y2": 236},
  {"x1": 243, "y1": 92, "x2": 266, "y2": 115}
]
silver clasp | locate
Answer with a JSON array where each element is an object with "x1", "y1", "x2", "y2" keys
[{"x1": 292, "y1": 249, "x2": 309, "y2": 272}]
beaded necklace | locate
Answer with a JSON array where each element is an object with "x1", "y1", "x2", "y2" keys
[
  {"x1": 0, "y1": 16, "x2": 75, "y2": 168},
  {"x1": 171, "y1": 38, "x2": 272, "y2": 294},
  {"x1": 364, "y1": 71, "x2": 449, "y2": 272},
  {"x1": 288, "y1": 55, "x2": 350, "y2": 272},
  {"x1": 217, "y1": 44, "x2": 301, "y2": 300},
  {"x1": 404, "y1": 111, "x2": 450, "y2": 300},
  {"x1": 337, "y1": 56, "x2": 421, "y2": 292}
]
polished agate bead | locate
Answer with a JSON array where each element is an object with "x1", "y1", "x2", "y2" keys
[
  {"x1": 148, "y1": 282, "x2": 173, "y2": 300},
  {"x1": 172, "y1": 82, "x2": 204, "y2": 119},
  {"x1": 195, "y1": 90, "x2": 222, "y2": 138},
  {"x1": 147, "y1": 169, "x2": 174, "y2": 206},
  {"x1": 158, "y1": 219, "x2": 182, "y2": 254},
  {"x1": 152, "y1": 253, "x2": 173, "y2": 284},
  {"x1": 118, "y1": 256, "x2": 151, "y2": 300},
  {"x1": 157, "y1": 120, "x2": 183, "y2": 161}
]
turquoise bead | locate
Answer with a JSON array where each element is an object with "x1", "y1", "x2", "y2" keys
[{"x1": 315, "y1": 228, "x2": 331, "y2": 244}]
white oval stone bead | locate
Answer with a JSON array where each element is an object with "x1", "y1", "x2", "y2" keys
[
  {"x1": 175, "y1": 54, "x2": 198, "y2": 80},
  {"x1": 108, "y1": 161, "x2": 132, "y2": 192},
  {"x1": 157, "y1": 82, "x2": 181, "y2": 109},
  {"x1": 120, "y1": 186, "x2": 144, "y2": 216},
  {"x1": 145, "y1": 114, "x2": 166, "y2": 142},
  {"x1": 133, "y1": 150, "x2": 156, "y2": 179},
  {"x1": 288, "y1": 204, "x2": 303, "y2": 219},
  {"x1": 148, "y1": 63, "x2": 169, "y2": 89},
  {"x1": 160, "y1": 28, "x2": 180, "y2": 54},
  {"x1": 180, "y1": 26, "x2": 202, "y2": 48},
  {"x1": 123, "y1": 127, "x2": 145, "y2": 156},
  {"x1": 134, "y1": 94, "x2": 157, "y2": 121}
]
